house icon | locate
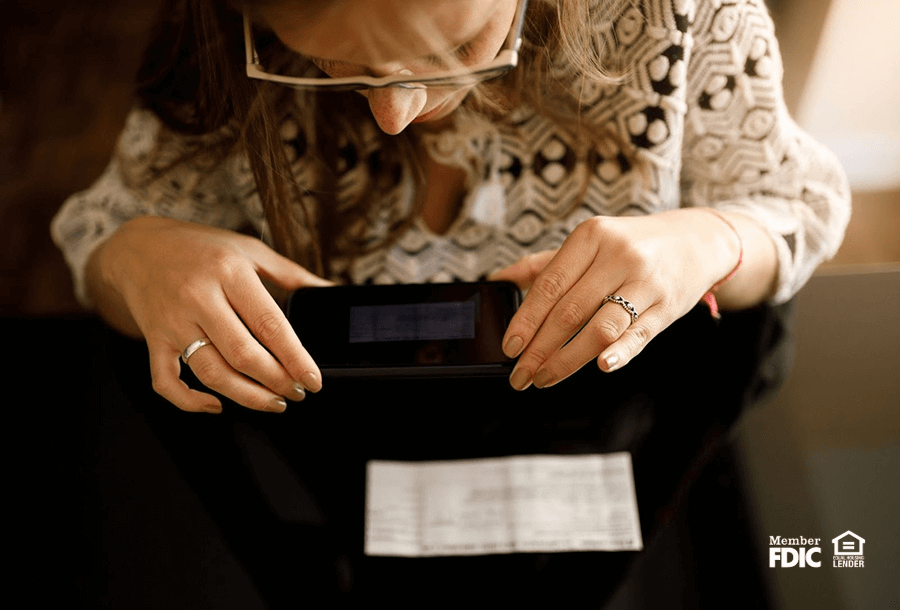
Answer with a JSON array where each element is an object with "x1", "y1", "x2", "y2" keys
[{"x1": 832, "y1": 531, "x2": 865, "y2": 555}]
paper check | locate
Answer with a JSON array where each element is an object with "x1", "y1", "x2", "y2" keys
[{"x1": 365, "y1": 453, "x2": 643, "y2": 557}]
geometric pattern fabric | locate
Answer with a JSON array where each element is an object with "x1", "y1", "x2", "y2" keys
[{"x1": 52, "y1": 0, "x2": 850, "y2": 306}]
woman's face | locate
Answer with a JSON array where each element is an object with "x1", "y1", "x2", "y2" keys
[{"x1": 258, "y1": 0, "x2": 519, "y2": 134}]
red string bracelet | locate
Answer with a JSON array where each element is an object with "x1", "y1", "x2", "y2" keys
[{"x1": 699, "y1": 208, "x2": 743, "y2": 319}]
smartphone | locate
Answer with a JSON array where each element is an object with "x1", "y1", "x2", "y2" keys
[{"x1": 285, "y1": 281, "x2": 522, "y2": 378}]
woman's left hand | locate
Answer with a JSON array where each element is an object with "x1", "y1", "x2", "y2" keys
[{"x1": 489, "y1": 210, "x2": 741, "y2": 390}]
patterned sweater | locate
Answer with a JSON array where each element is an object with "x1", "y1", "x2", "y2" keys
[{"x1": 52, "y1": 0, "x2": 850, "y2": 307}]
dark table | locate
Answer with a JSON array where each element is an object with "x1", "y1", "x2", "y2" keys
[{"x1": 6, "y1": 304, "x2": 790, "y2": 607}]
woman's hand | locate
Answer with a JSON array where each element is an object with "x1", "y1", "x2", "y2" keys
[
  {"x1": 88, "y1": 216, "x2": 332, "y2": 413},
  {"x1": 489, "y1": 209, "x2": 772, "y2": 390}
]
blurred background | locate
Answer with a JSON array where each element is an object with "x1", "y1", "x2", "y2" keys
[
  {"x1": 1, "y1": 0, "x2": 897, "y2": 607},
  {"x1": 736, "y1": 1, "x2": 899, "y2": 608}
]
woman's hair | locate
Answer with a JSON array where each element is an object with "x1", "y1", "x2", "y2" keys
[{"x1": 134, "y1": 0, "x2": 633, "y2": 278}]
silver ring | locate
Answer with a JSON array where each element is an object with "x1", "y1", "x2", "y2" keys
[
  {"x1": 603, "y1": 295, "x2": 639, "y2": 324},
  {"x1": 181, "y1": 337, "x2": 212, "y2": 364}
]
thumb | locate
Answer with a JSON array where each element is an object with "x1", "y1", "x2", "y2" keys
[
  {"x1": 245, "y1": 240, "x2": 334, "y2": 290},
  {"x1": 488, "y1": 250, "x2": 557, "y2": 292}
]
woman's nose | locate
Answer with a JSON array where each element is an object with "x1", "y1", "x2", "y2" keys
[{"x1": 366, "y1": 70, "x2": 427, "y2": 135}]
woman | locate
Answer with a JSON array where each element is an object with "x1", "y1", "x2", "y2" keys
[
  {"x1": 50, "y1": 0, "x2": 849, "y2": 599},
  {"x1": 51, "y1": 0, "x2": 849, "y2": 415}
]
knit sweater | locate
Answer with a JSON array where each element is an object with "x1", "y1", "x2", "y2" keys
[{"x1": 52, "y1": 0, "x2": 850, "y2": 307}]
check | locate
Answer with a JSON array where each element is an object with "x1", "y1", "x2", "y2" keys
[{"x1": 365, "y1": 453, "x2": 643, "y2": 557}]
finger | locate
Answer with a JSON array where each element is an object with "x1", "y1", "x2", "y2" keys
[
  {"x1": 222, "y1": 268, "x2": 323, "y2": 393},
  {"x1": 192, "y1": 286, "x2": 306, "y2": 401},
  {"x1": 597, "y1": 302, "x2": 670, "y2": 373},
  {"x1": 501, "y1": 238, "x2": 599, "y2": 360},
  {"x1": 200, "y1": 299, "x2": 309, "y2": 402},
  {"x1": 508, "y1": 266, "x2": 611, "y2": 390},
  {"x1": 148, "y1": 339, "x2": 222, "y2": 413},
  {"x1": 487, "y1": 250, "x2": 557, "y2": 291},
  {"x1": 531, "y1": 288, "x2": 657, "y2": 388},
  {"x1": 186, "y1": 341, "x2": 289, "y2": 413}
]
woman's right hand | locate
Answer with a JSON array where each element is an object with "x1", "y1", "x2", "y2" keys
[{"x1": 88, "y1": 216, "x2": 332, "y2": 414}]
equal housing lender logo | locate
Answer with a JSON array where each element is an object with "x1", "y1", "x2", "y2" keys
[
  {"x1": 831, "y1": 531, "x2": 865, "y2": 568},
  {"x1": 768, "y1": 531, "x2": 866, "y2": 568}
]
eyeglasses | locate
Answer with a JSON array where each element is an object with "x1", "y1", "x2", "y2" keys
[{"x1": 244, "y1": 0, "x2": 528, "y2": 91}]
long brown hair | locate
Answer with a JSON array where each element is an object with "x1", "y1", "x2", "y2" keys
[{"x1": 134, "y1": 0, "x2": 634, "y2": 279}]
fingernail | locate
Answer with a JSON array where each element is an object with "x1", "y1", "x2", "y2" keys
[
  {"x1": 503, "y1": 335, "x2": 524, "y2": 358},
  {"x1": 301, "y1": 372, "x2": 322, "y2": 393},
  {"x1": 533, "y1": 369, "x2": 555, "y2": 388},
  {"x1": 202, "y1": 404, "x2": 222, "y2": 414},
  {"x1": 292, "y1": 383, "x2": 307, "y2": 401},
  {"x1": 269, "y1": 397, "x2": 288, "y2": 412},
  {"x1": 603, "y1": 353, "x2": 620, "y2": 372},
  {"x1": 510, "y1": 367, "x2": 532, "y2": 391}
]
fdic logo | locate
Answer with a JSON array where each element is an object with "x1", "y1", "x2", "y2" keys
[{"x1": 769, "y1": 536, "x2": 821, "y2": 568}]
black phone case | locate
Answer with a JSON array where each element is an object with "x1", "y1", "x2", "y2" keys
[{"x1": 285, "y1": 281, "x2": 521, "y2": 378}]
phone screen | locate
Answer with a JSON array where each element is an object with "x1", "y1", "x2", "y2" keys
[
  {"x1": 348, "y1": 301, "x2": 477, "y2": 343},
  {"x1": 286, "y1": 282, "x2": 520, "y2": 377}
]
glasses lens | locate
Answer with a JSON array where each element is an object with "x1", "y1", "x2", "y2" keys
[{"x1": 415, "y1": 66, "x2": 513, "y2": 88}]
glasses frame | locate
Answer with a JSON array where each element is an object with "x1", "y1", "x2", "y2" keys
[{"x1": 244, "y1": 0, "x2": 529, "y2": 91}]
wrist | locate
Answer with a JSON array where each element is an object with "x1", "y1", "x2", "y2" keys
[
  {"x1": 669, "y1": 208, "x2": 742, "y2": 289},
  {"x1": 692, "y1": 208, "x2": 779, "y2": 312},
  {"x1": 86, "y1": 219, "x2": 153, "y2": 338},
  {"x1": 98, "y1": 216, "x2": 163, "y2": 288},
  {"x1": 693, "y1": 208, "x2": 743, "y2": 317}
]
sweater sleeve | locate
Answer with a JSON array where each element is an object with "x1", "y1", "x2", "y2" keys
[
  {"x1": 679, "y1": 0, "x2": 851, "y2": 303},
  {"x1": 50, "y1": 108, "x2": 251, "y2": 307}
]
